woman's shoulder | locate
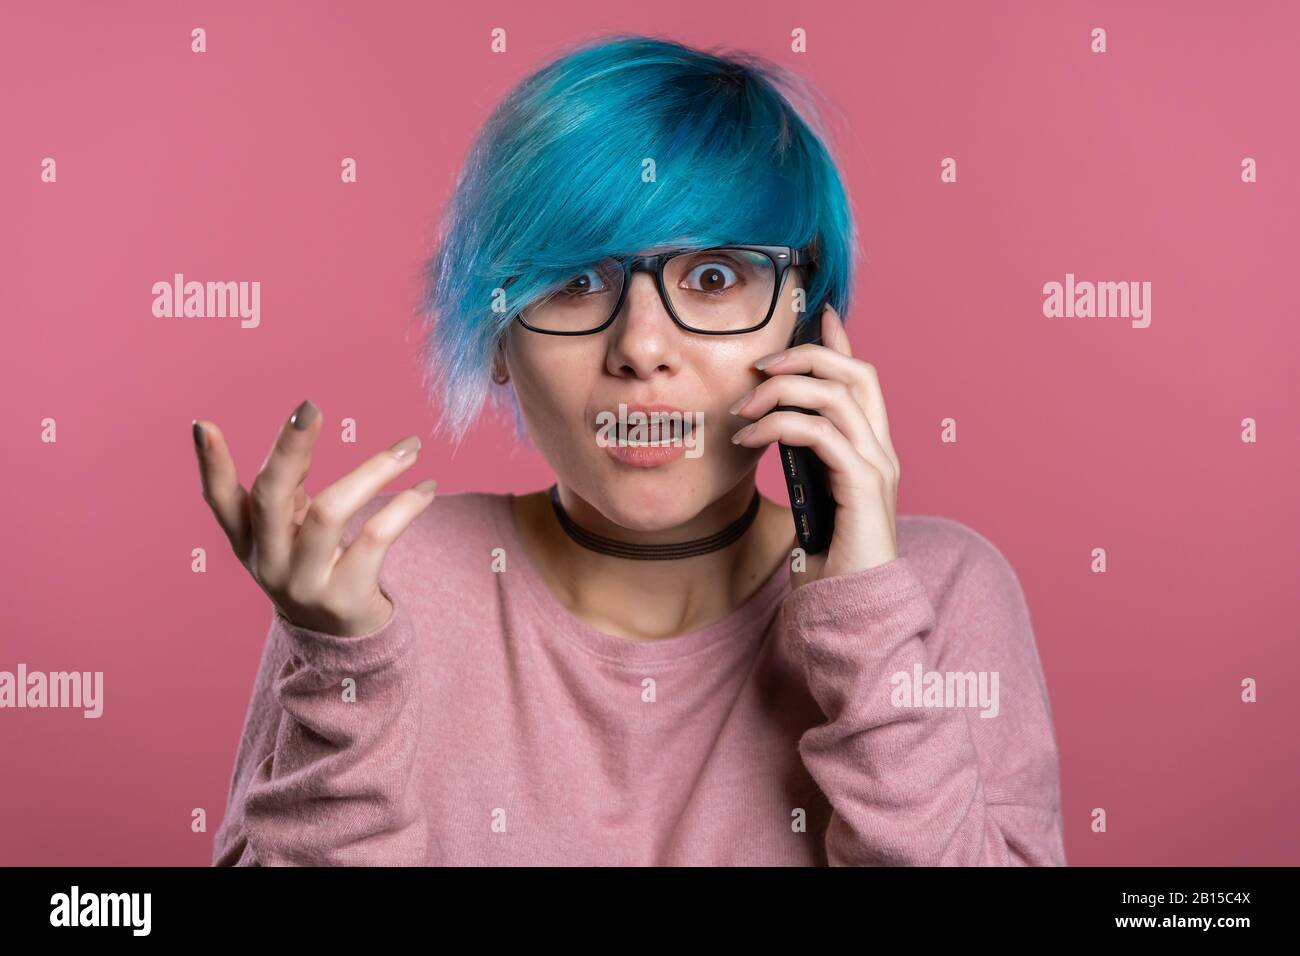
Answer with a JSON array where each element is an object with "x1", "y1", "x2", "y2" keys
[
  {"x1": 896, "y1": 513, "x2": 1029, "y2": 611},
  {"x1": 892, "y1": 514, "x2": 1044, "y2": 675}
]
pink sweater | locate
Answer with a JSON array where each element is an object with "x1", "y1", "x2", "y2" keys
[{"x1": 212, "y1": 491, "x2": 1066, "y2": 866}]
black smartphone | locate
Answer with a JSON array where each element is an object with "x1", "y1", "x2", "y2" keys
[{"x1": 775, "y1": 306, "x2": 837, "y2": 554}]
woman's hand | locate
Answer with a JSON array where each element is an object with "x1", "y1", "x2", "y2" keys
[
  {"x1": 192, "y1": 400, "x2": 437, "y2": 636},
  {"x1": 728, "y1": 306, "x2": 900, "y2": 586}
]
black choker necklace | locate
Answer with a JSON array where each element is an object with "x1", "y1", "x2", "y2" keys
[{"x1": 547, "y1": 483, "x2": 762, "y2": 560}]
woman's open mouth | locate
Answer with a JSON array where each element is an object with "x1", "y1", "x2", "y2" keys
[
  {"x1": 592, "y1": 403, "x2": 697, "y2": 467},
  {"x1": 615, "y1": 417, "x2": 693, "y2": 445}
]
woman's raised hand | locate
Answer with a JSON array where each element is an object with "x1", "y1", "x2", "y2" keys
[{"x1": 191, "y1": 400, "x2": 437, "y2": 636}]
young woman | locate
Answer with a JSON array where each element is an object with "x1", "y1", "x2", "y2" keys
[{"x1": 196, "y1": 35, "x2": 1066, "y2": 866}]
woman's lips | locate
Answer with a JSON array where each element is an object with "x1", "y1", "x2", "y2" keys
[
  {"x1": 593, "y1": 402, "x2": 695, "y2": 468},
  {"x1": 603, "y1": 441, "x2": 688, "y2": 468},
  {"x1": 591, "y1": 402, "x2": 691, "y2": 431}
]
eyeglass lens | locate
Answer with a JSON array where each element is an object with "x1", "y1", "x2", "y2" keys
[{"x1": 519, "y1": 248, "x2": 779, "y2": 333}]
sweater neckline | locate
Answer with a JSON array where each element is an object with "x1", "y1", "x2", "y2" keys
[{"x1": 491, "y1": 491, "x2": 793, "y2": 665}]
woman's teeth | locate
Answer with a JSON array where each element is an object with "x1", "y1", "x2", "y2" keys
[{"x1": 617, "y1": 418, "x2": 689, "y2": 445}]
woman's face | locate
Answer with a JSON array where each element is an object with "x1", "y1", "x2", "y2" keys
[{"x1": 502, "y1": 255, "x2": 805, "y2": 531}]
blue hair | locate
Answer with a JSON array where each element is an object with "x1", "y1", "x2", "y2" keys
[{"x1": 415, "y1": 34, "x2": 858, "y2": 445}]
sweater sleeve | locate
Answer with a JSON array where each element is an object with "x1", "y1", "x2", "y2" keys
[
  {"x1": 780, "y1": 539, "x2": 1066, "y2": 866},
  {"x1": 211, "y1": 590, "x2": 427, "y2": 866}
]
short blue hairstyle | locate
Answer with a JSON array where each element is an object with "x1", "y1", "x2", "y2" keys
[{"x1": 415, "y1": 34, "x2": 857, "y2": 445}]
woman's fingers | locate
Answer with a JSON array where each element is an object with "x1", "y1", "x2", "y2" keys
[
  {"x1": 193, "y1": 418, "x2": 253, "y2": 562},
  {"x1": 291, "y1": 484, "x2": 310, "y2": 526},
  {"x1": 248, "y1": 400, "x2": 322, "y2": 591},
  {"x1": 757, "y1": 310, "x2": 900, "y2": 476},
  {"x1": 288, "y1": 434, "x2": 425, "y2": 595},
  {"x1": 330, "y1": 480, "x2": 438, "y2": 609},
  {"x1": 192, "y1": 400, "x2": 438, "y2": 637},
  {"x1": 818, "y1": 305, "x2": 898, "y2": 475},
  {"x1": 731, "y1": 372, "x2": 895, "y2": 484},
  {"x1": 731, "y1": 408, "x2": 875, "y2": 501}
]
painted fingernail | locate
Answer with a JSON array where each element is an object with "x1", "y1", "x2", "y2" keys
[
  {"x1": 192, "y1": 420, "x2": 206, "y2": 451},
  {"x1": 290, "y1": 399, "x2": 318, "y2": 431},
  {"x1": 388, "y1": 435, "x2": 421, "y2": 459},
  {"x1": 728, "y1": 390, "x2": 753, "y2": 415},
  {"x1": 754, "y1": 351, "x2": 786, "y2": 369},
  {"x1": 414, "y1": 479, "x2": 438, "y2": 496},
  {"x1": 731, "y1": 424, "x2": 756, "y2": 444}
]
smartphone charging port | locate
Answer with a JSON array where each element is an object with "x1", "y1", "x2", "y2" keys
[{"x1": 792, "y1": 483, "x2": 806, "y2": 507}]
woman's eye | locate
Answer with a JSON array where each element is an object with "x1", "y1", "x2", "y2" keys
[
  {"x1": 682, "y1": 262, "x2": 739, "y2": 293},
  {"x1": 559, "y1": 268, "x2": 608, "y2": 296}
]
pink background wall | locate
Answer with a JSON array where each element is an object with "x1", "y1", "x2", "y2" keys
[{"x1": 2, "y1": 0, "x2": 1296, "y2": 865}]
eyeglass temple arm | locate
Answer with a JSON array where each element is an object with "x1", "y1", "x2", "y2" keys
[{"x1": 790, "y1": 246, "x2": 818, "y2": 268}]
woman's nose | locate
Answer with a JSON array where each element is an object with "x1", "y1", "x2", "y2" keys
[{"x1": 605, "y1": 273, "x2": 679, "y2": 374}]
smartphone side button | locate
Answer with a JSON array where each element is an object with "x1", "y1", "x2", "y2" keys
[{"x1": 784, "y1": 447, "x2": 799, "y2": 478}]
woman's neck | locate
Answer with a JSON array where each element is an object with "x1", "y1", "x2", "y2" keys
[{"x1": 509, "y1": 482, "x2": 795, "y2": 642}]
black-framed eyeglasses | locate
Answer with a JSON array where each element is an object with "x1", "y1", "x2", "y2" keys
[{"x1": 511, "y1": 244, "x2": 814, "y2": 336}]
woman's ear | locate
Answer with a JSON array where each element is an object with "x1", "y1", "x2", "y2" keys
[{"x1": 491, "y1": 340, "x2": 510, "y2": 385}]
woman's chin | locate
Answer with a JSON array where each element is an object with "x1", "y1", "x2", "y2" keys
[
  {"x1": 578, "y1": 483, "x2": 708, "y2": 535},
  {"x1": 587, "y1": 500, "x2": 697, "y2": 535}
]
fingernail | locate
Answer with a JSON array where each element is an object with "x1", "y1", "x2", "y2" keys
[
  {"x1": 414, "y1": 479, "x2": 438, "y2": 496},
  {"x1": 728, "y1": 390, "x2": 753, "y2": 416},
  {"x1": 754, "y1": 351, "x2": 786, "y2": 370},
  {"x1": 290, "y1": 400, "x2": 318, "y2": 431},
  {"x1": 192, "y1": 420, "x2": 206, "y2": 451},
  {"x1": 389, "y1": 435, "x2": 421, "y2": 459},
  {"x1": 731, "y1": 424, "x2": 755, "y2": 444}
]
